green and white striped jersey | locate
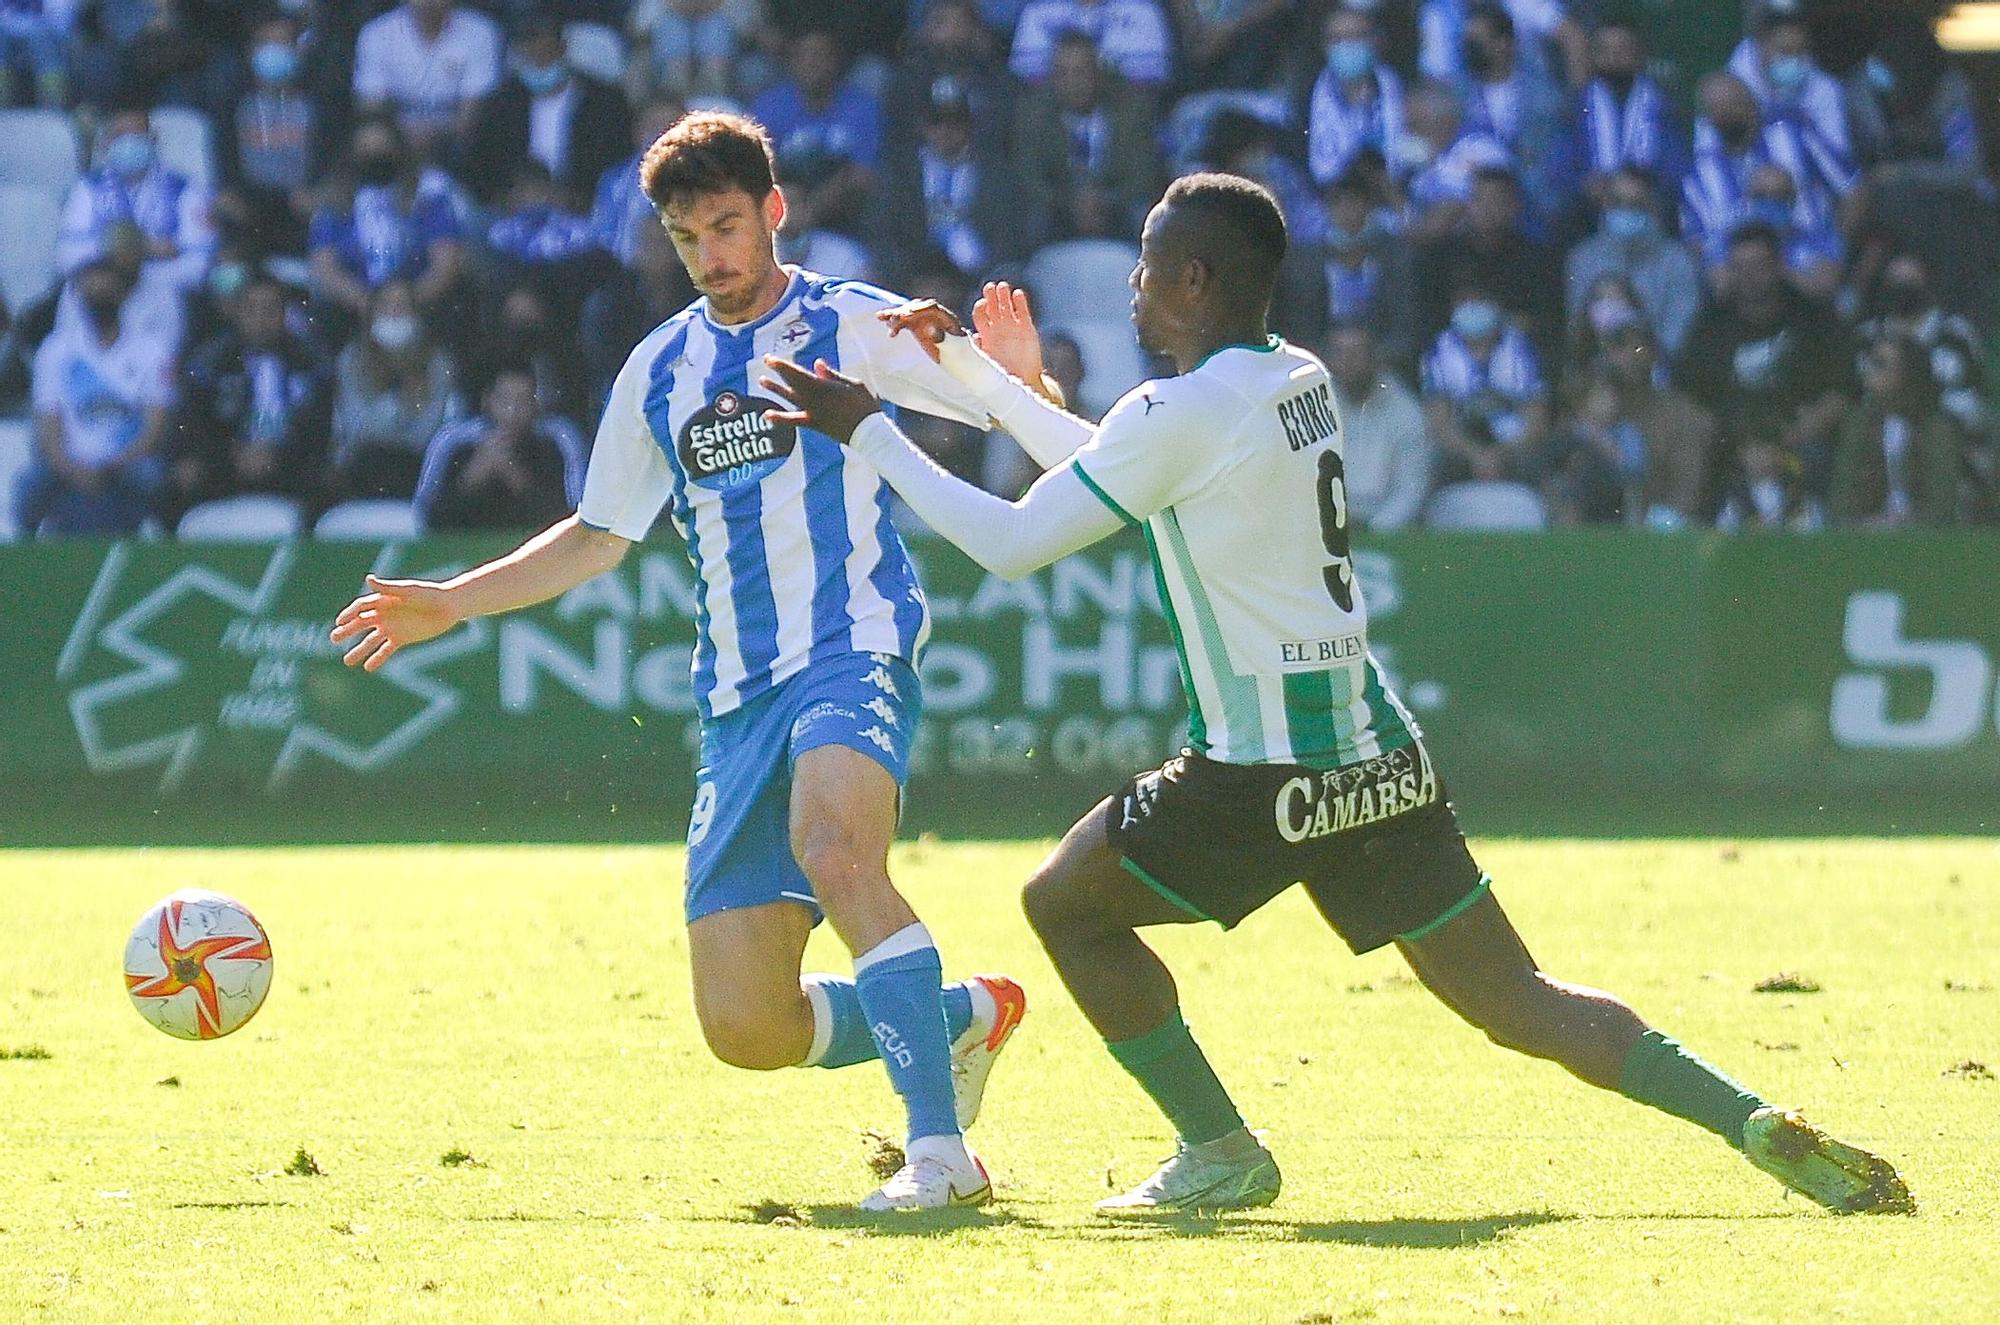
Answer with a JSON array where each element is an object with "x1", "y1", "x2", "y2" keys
[{"x1": 1065, "y1": 338, "x2": 1416, "y2": 769}]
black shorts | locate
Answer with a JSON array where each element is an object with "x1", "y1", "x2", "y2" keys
[{"x1": 1103, "y1": 743, "x2": 1488, "y2": 954}]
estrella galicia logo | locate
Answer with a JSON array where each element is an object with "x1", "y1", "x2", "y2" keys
[{"x1": 677, "y1": 390, "x2": 798, "y2": 489}]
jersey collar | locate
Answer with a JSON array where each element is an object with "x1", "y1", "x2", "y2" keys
[
  {"x1": 700, "y1": 265, "x2": 805, "y2": 338},
  {"x1": 1191, "y1": 335, "x2": 1282, "y2": 371}
]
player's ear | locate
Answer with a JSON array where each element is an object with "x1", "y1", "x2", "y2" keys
[{"x1": 764, "y1": 185, "x2": 787, "y2": 235}]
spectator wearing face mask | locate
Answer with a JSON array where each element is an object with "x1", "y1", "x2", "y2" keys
[
  {"x1": 414, "y1": 362, "x2": 584, "y2": 531},
  {"x1": 1568, "y1": 20, "x2": 1686, "y2": 215},
  {"x1": 21, "y1": 258, "x2": 174, "y2": 536},
  {"x1": 309, "y1": 117, "x2": 467, "y2": 329},
  {"x1": 169, "y1": 275, "x2": 329, "y2": 521},
  {"x1": 1455, "y1": 3, "x2": 1568, "y2": 222},
  {"x1": 1829, "y1": 333, "x2": 1961, "y2": 530},
  {"x1": 1170, "y1": 0, "x2": 1295, "y2": 89},
  {"x1": 1726, "y1": 3, "x2": 1852, "y2": 173},
  {"x1": 1562, "y1": 273, "x2": 1644, "y2": 383},
  {"x1": 1423, "y1": 284, "x2": 1549, "y2": 487},
  {"x1": 57, "y1": 107, "x2": 218, "y2": 296},
  {"x1": 331, "y1": 279, "x2": 464, "y2": 500},
  {"x1": 1565, "y1": 168, "x2": 1700, "y2": 357},
  {"x1": 1414, "y1": 164, "x2": 1558, "y2": 363},
  {"x1": 1858, "y1": 253, "x2": 1987, "y2": 445},
  {"x1": 462, "y1": 10, "x2": 633, "y2": 211},
  {"x1": 1303, "y1": 5, "x2": 1405, "y2": 191},
  {"x1": 1739, "y1": 163, "x2": 1842, "y2": 299},
  {"x1": 1681, "y1": 72, "x2": 1848, "y2": 276},
  {"x1": 1595, "y1": 319, "x2": 1711, "y2": 527},
  {"x1": 215, "y1": 13, "x2": 323, "y2": 259}
]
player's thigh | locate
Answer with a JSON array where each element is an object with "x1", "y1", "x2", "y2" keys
[
  {"x1": 1394, "y1": 888, "x2": 1544, "y2": 1027},
  {"x1": 686, "y1": 899, "x2": 816, "y2": 1033},
  {"x1": 1023, "y1": 797, "x2": 1202, "y2": 939},
  {"x1": 787, "y1": 743, "x2": 899, "y2": 880}
]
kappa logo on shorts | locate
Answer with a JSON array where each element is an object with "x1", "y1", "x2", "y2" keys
[
  {"x1": 1275, "y1": 745, "x2": 1439, "y2": 843},
  {"x1": 861, "y1": 696, "x2": 900, "y2": 727},
  {"x1": 859, "y1": 725, "x2": 896, "y2": 755},
  {"x1": 860, "y1": 666, "x2": 902, "y2": 699}
]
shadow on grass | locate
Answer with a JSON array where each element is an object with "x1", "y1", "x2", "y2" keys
[
  {"x1": 1072, "y1": 1211, "x2": 1569, "y2": 1247},
  {"x1": 725, "y1": 1202, "x2": 1051, "y2": 1235}
]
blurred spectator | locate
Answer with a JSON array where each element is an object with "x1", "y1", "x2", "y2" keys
[
  {"x1": 121, "y1": 0, "x2": 238, "y2": 115},
  {"x1": 1596, "y1": 319, "x2": 1711, "y2": 526},
  {"x1": 485, "y1": 162, "x2": 603, "y2": 311},
  {"x1": 1303, "y1": 4, "x2": 1403, "y2": 191},
  {"x1": 1169, "y1": 0, "x2": 1294, "y2": 90},
  {"x1": 58, "y1": 107, "x2": 217, "y2": 295},
  {"x1": 1857, "y1": 253, "x2": 1986, "y2": 444},
  {"x1": 1017, "y1": 29, "x2": 1159, "y2": 242},
  {"x1": 885, "y1": 0, "x2": 1014, "y2": 160},
  {"x1": 1422, "y1": 284, "x2": 1549, "y2": 485},
  {"x1": 1535, "y1": 373, "x2": 1630, "y2": 525},
  {"x1": 1327, "y1": 322, "x2": 1431, "y2": 531},
  {"x1": 353, "y1": 0, "x2": 503, "y2": 159},
  {"x1": 216, "y1": 12, "x2": 323, "y2": 259},
  {"x1": 331, "y1": 279, "x2": 463, "y2": 500},
  {"x1": 1846, "y1": 17, "x2": 1983, "y2": 188},
  {"x1": 1457, "y1": 3, "x2": 1567, "y2": 219},
  {"x1": 472, "y1": 281, "x2": 591, "y2": 424},
  {"x1": 1414, "y1": 165, "x2": 1558, "y2": 360},
  {"x1": 592, "y1": 93, "x2": 684, "y2": 269},
  {"x1": 1419, "y1": 0, "x2": 1584, "y2": 91},
  {"x1": 1569, "y1": 19, "x2": 1685, "y2": 213},
  {"x1": 52, "y1": 220, "x2": 188, "y2": 363},
  {"x1": 462, "y1": 10, "x2": 632, "y2": 209},
  {"x1": 1681, "y1": 72, "x2": 1850, "y2": 276},
  {"x1": 752, "y1": 26, "x2": 882, "y2": 235},
  {"x1": 1400, "y1": 80, "x2": 1513, "y2": 239},
  {"x1": 1009, "y1": 0, "x2": 1173, "y2": 89},
  {"x1": 1306, "y1": 172, "x2": 1416, "y2": 368},
  {"x1": 309, "y1": 117, "x2": 467, "y2": 325},
  {"x1": 413, "y1": 363, "x2": 584, "y2": 530},
  {"x1": 1828, "y1": 333, "x2": 1960, "y2": 529},
  {"x1": 168, "y1": 275, "x2": 329, "y2": 521},
  {"x1": 1564, "y1": 167, "x2": 1700, "y2": 357},
  {"x1": 629, "y1": 0, "x2": 754, "y2": 99},
  {"x1": 1562, "y1": 272, "x2": 1642, "y2": 381},
  {"x1": 1677, "y1": 223, "x2": 1853, "y2": 526},
  {"x1": 1740, "y1": 162, "x2": 1841, "y2": 299},
  {"x1": 0, "y1": 0, "x2": 73, "y2": 107},
  {"x1": 1726, "y1": 3, "x2": 1852, "y2": 169},
  {"x1": 581, "y1": 216, "x2": 694, "y2": 404},
  {"x1": 870, "y1": 76, "x2": 1034, "y2": 286},
  {"x1": 21, "y1": 258, "x2": 173, "y2": 536}
]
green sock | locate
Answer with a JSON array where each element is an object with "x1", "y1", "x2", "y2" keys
[
  {"x1": 1617, "y1": 1030, "x2": 1768, "y2": 1149},
  {"x1": 1105, "y1": 1011, "x2": 1245, "y2": 1146}
]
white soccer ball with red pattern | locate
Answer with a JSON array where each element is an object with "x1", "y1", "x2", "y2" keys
[{"x1": 123, "y1": 890, "x2": 274, "y2": 1040}]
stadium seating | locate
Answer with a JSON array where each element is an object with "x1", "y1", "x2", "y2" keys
[
  {"x1": 313, "y1": 499, "x2": 424, "y2": 542},
  {"x1": 1024, "y1": 240, "x2": 1140, "y2": 327},
  {"x1": 176, "y1": 495, "x2": 304, "y2": 542},
  {"x1": 0, "y1": 109, "x2": 81, "y2": 194},
  {"x1": 0, "y1": 184, "x2": 63, "y2": 315},
  {"x1": 152, "y1": 106, "x2": 215, "y2": 193},
  {"x1": 1424, "y1": 481, "x2": 1550, "y2": 531},
  {"x1": 0, "y1": 417, "x2": 33, "y2": 542},
  {"x1": 565, "y1": 22, "x2": 629, "y2": 83}
]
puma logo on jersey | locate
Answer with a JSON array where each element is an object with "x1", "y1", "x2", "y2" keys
[
  {"x1": 861, "y1": 667, "x2": 901, "y2": 698},
  {"x1": 862, "y1": 696, "x2": 900, "y2": 726},
  {"x1": 1278, "y1": 381, "x2": 1339, "y2": 452},
  {"x1": 1142, "y1": 394, "x2": 1165, "y2": 414}
]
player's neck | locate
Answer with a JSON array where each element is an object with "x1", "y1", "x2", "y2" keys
[
  {"x1": 709, "y1": 262, "x2": 794, "y2": 327},
  {"x1": 1176, "y1": 318, "x2": 1271, "y2": 374}
]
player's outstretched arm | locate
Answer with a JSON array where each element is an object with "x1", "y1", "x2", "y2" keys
[
  {"x1": 329, "y1": 516, "x2": 630, "y2": 672},
  {"x1": 878, "y1": 295, "x2": 1095, "y2": 469},
  {"x1": 761, "y1": 356, "x2": 1120, "y2": 581},
  {"x1": 970, "y1": 282, "x2": 1064, "y2": 407}
]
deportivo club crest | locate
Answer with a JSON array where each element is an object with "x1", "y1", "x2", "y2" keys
[{"x1": 677, "y1": 390, "x2": 798, "y2": 489}]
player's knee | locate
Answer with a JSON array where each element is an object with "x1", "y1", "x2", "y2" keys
[
  {"x1": 1021, "y1": 869, "x2": 1089, "y2": 945},
  {"x1": 793, "y1": 825, "x2": 880, "y2": 905},
  {"x1": 697, "y1": 1007, "x2": 799, "y2": 1072}
]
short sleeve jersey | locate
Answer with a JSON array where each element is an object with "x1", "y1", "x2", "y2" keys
[
  {"x1": 579, "y1": 268, "x2": 988, "y2": 719},
  {"x1": 1066, "y1": 339, "x2": 1416, "y2": 769}
]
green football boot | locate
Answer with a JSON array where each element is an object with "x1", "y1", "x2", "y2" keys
[{"x1": 1742, "y1": 1107, "x2": 1915, "y2": 1214}]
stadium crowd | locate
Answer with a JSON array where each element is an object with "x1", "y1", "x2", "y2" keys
[{"x1": 0, "y1": 0, "x2": 1996, "y2": 538}]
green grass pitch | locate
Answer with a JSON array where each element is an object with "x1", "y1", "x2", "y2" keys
[{"x1": 3, "y1": 840, "x2": 1997, "y2": 1323}]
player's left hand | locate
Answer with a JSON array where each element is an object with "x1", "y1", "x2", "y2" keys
[{"x1": 760, "y1": 355, "x2": 882, "y2": 444}]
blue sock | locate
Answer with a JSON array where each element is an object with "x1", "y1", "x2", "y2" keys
[
  {"x1": 803, "y1": 976, "x2": 977, "y2": 1070},
  {"x1": 853, "y1": 924, "x2": 960, "y2": 1141}
]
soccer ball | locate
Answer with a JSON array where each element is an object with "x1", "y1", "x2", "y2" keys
[{"x1": 123, "y1": 890, "x2": 274, "y2": 1040}]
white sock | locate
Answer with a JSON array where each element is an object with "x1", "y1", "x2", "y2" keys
[
  {"x1": 853, "y1": 921, "x2": 936, "y2": 974},
  {"x1": 905, "y1": 1132, "x2": 972, "y2": 1170}
]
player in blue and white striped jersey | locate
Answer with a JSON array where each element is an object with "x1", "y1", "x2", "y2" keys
[{"x1": 331, "y1": 112, "x2": 1032, "y2": 1212}]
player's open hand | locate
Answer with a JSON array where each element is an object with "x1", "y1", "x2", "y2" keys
[
  {"x1": 877, "y1": 300, "x2": 964, "y2": 363},
  {"x1": 760, "y1": 356, "x2": 882, "y2": 444},
  {"x1": 329, "y1": 574, "x2": 461, "y2": 672},
  {"x1": 971, "y1": 281, "x2": 1044, "y2": 387}
]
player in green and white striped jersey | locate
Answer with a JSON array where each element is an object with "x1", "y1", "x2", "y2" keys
[{"x1": 759, "y1": 174, "x2": 1911, "y2": 1219}]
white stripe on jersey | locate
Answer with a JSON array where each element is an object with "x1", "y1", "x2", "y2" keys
[
  {"x1": 1253, "y1": 673, "x2": 1294, "y2": 764},
  {"x1": 1150, "y1": 527, "x2": 1235, "y2": 759},
  {"x1": 690, "y1": 492, "x2": 744, "y2": 713},
  {"x1": 758, "y1": 446, "x2": 815, "y2": 690},
  {"x1": 840, "y1": 455, "x2": 903, "y2": 659}
]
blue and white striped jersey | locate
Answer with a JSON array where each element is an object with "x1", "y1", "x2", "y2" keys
[{"x1": 577, "y1": 267, "x2": 990, "y2": 719}]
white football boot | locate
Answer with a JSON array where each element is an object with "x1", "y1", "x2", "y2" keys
[
  {"x1": 951, "y1": 975, "x2": 1027, "y2": 1130},
  {"x1": 859, "y1": 1141, "x2": 993, "y2": 1212},
  {"x1": 1096, "y1": 1130, "x2": 1281, "y2": 1215}
]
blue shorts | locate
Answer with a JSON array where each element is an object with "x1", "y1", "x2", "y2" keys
[{"x1": 685, "y1": 652, "x2": 922, "y2": 925}]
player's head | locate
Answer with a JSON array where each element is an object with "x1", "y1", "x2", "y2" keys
[
  {"x1": 1130, "y1": 172, "x2": 1287, "y2": 362},
  {"x1": 641, "y1": 110, "x2": 785, "y2": 319}
]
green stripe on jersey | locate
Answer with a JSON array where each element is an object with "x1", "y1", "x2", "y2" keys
[
  {"x1": 1280, "y1": 670, "x2": 1343, "y2": 767},
  {"x1": 1140, "y1": 522, "x2": 1206, "y2": 752},
  {"x1": 1071, "y1": 461, "x2": 1138, "y2": 526},
  {"x1": 1157, "y1": 509, "x2": 1266, "y2": 762}
]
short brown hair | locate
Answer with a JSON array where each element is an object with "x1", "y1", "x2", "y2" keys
[{"x1": 640, "y1": 111, "x2": 776, "y2": 211}]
